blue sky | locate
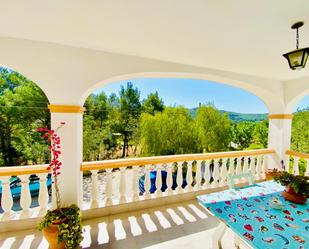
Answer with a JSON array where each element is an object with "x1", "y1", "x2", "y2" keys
[{"x1": 96, "y1": 78, "x2": 309, "y2": 114}]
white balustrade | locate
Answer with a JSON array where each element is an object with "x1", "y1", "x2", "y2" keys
[
  {"x1": 203, "y1": 160, "x2": 211, "y2": 188},
  {"x1": 185, "y1": 161, "x2": 193, "y2": 191},
  {"x1": 38, "y1": 173, "x2": 49, "y2": 212},
  {"x1": 90, "y1": 170, "x2": 99, "y2": 208},
  {"x1": 20, "y1": 175, "x2": 32, "y2": 218},
  {"x1": 292, "y1": 157, "x2": 300, "y2": 175},
  {"x1": 166, "y1": 163, "x2": 174, "y2": 195},
  {"x1": 249, "y1": 156, "x2": 255, "y2": 177},
  {"x1": 229, "y1": 158, "x2": 235, "y2": 176},
  {"x1": 213, "y1": 159, "x2": 220, "y2": 187},
  {"x1": 1, "y1": 176, "x2": 13, "y2": 220},
  {"x1": 176, "y1": 162, "x2": 183, "y2": 193},
  {"x1": 132, "y1": 166, "x2": 140, "y2": 201},
  {"x1": 105, "y1": 168, "x2": 113, "y2": 206},
  {"x1": 243, "y1": 156, "x2": 249, "y2": 173},
  {"x1": 195, "y1": 160, "x2": 202, "y2": 190},
  {"x1": 156, "y1": 164, "x2": 163, "y2": 197},
  {"x1": 119, "y1": 167, "x2": 127, "y2": 203},
  {"x1": 236, "y1": 157, "x2": 242, "y2": 175},
  {"x1": 220, "y1": 158, "x2": 228, "y2": 186},
  {"x1": 256, "y1": 156, "x2": 263, "y2": 180},
  {"x1": 144, "y1": 165, "x2": 151, "y2": 199}
]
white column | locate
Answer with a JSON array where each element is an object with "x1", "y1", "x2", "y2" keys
[
  {"x1": 268, "y1": 115, "x2": 292, "y2": 170},
  {"x1": 49, "y1": 105, "x2": 83, "y2": 207}
]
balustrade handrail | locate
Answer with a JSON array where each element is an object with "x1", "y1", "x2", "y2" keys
[
  {"x1": 286, "y1": 150, "x2": 309, "y2": 159},
  {"x1": 81, "y1": 148, "x2": 275, "y2": 171},
  {"x1": 0, "y1": 164, "x2": 50, "y2": 177}
]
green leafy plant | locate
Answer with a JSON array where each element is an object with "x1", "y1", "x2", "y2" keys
[
  {"x1": 38, "y1": 204, "x2": 83, "y2": 249},
  {"x1": 274, "y1": 171, "x2": 309, "y2": 197}
]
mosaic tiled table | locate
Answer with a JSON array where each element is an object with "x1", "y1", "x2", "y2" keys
[{"x1": 197, "y1": 181, "x2": 308, "y2": 249}]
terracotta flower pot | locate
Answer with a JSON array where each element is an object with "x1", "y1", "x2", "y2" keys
[
  {"x1": 43, "y1": 222, "x2": 65, "y2": 249},
  {"x1": 281, "y1": 185, "x2": 307, "y2": 204}
]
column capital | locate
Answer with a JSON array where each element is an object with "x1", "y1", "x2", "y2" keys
[
  {"x1": 268, "y1": 114, "x2": 293, "y2": 119},
  {"x1": 48, "y1": 104, "x2": 85, "y2": 113}
]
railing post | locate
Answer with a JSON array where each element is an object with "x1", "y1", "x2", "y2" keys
[
  {"x1": 236, "y1": 157, "x2": 242, "y2": 175},
  {"x1": 90, "y1": 170, "x2": 99, "y2": 208},
  {"x1": 144, "y1": 165, "x2": 151, "y2": 199},
  {"x1": 243, "y1": 156, "x2": 249, "y2": 173},
  {"x1": 220, "y1": 158, "x2": 227, "y2": 186},
  {"x1": 256, "y1": 156, "x2": 263, "y2": 180},
  {"x1": 213, "y1": 159, "x2": 220, "y2": 187},
  {"x1": 1, "y1": 176, "x2": 13, "y2": 220},
  {"x1": 132, "y1": 166, "x2": 139, "y2": 201},
  {"x1": 203, "y1": 160, "x2": 210, "y2": 188},
  {"x1": 195, "y1": 160, "x2": 202, "y2": 190},
  {"x1": 176, "y1": 162, "x2": 183, "y2": 193},
  {"x1": 166, "y1": 163, "x2": 174, "y2": 195},
  {"x1": 105, "y1": 168, "x2": 113, "y2": 206},
  {"x1": 38, "y1": 173, "x2": 49, "y2": 214},
  {"x1": 156, "y1": 164, "x2": 163, "y2": 197},
  {"x1": 20, "y1": 175, "x2": 32, "y2": 218},
  {"x1": 186, "y1": 161, "x2": 193, "y2": 191},
  {"x1": 305, "y1": 159, "x2": 309, "y2": 176},
  {"x1": 119, "y1": 167, "x2": 127, "y2": 204},
  {"x1": 229, "y1": 158, "x2": 235, "y2": 176}
]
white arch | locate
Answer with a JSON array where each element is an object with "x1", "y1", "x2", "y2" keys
[{"x1": 80, "y1": 72, "x2": 283, "y2": 113}]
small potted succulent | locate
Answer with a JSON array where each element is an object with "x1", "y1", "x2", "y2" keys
[
  {"x1": 38, "y1": 123, "x2": 83, "y2": 249},
  {"x1": 274, "y1": 171, "x2": 309, "y2": 204}
]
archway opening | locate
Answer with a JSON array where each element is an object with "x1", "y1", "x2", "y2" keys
[
  {"x1": 0, "y1": 66, "x2": 50, "y2": 167},
  {"x1": 82, "y1": 78, "x2": 269, "y2": 161}
]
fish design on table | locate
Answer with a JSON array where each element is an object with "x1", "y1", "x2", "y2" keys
[
  {"x1": 259, "y1": 226, "x2": 268, "y2": 233},
  {"x1": 242, "y1": 197, "x2": 248, "y2": 200},
  {"x1": 215, "y1": 208, "x2": 222, "y2": 213},
  {"x1": 285, "y1": 223, "x2": 299, "y2": 228},
  {"x1": 245, "y1": 203, "x2": 253, "y2": 207},
  {"x1": 283, "y1": 210, "x2": 291, "y2": 215},
  {"x1": 274, "y1": 234, "x2": 289, "y2": 245},
  {"x1": 237, "y1": 204, "x2": 244, "y2": 211},
  {"x1": 262, "y1": 237, "x2": 275, "y2": 244},
  {"x1": 289, "y1": 204, "x2": 297, "y2": 208},
  {"x1": 250, "y1": 210, "x2": 257, "y2": 214},
  {"x1": 243, "y1": 232, "x2": 254, "y2": 241},
  {"x1": 254, "y1": 198, "x2": 261, "y2": 203},
  {"x1": 225, "y1": 201, "x2": 231, "y2": 205},
  {"x1": 292, "y1": 236, "x2": 305, "y2": 244},
  {"x1": 273, "y1": 223, "x2": 285, "y2": 231},
  {"x1": 238, "y1": 213, "x2": 250, "y2": 220},
  {"x1": 296, "y1": 210, "x2": 303, "y2": 216},
  {"x1": 254, "y1": 216, "x2": 264, "y2": 222},
  {"x1": 244, "y1": 224, "x2": 253, "y2": 232},
  {"x1": 224, "y1": 206, "x2": 231, "y2": 211},
  {"x1": 285, "y1": 215, "x2": 294, "y2": 221},
  {"x1": 266, "y1": 213, "x2": 277, "y2": 219},
  {"x1": 259, "y1": 205, "x2": 269, "y2": 211},
  {"x1": 228, "y1": 214, "x2": 236, "y2": 223},
  {"x1": 305, "y1": 226, "x2": 309, "y2": 231},
  {"x1": 302, "y1": 218, "x2": 309, "y2": 222}
]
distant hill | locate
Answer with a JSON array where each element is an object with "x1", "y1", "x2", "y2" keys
[{"x1": 189, "y1": 108, "x2": 267, "y2": 122}]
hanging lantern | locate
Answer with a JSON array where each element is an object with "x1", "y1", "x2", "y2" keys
[{"x1": 283, "y1": 22, "x2": 309, "y2": 70}]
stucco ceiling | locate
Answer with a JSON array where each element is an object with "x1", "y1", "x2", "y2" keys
[{"x1": 1, "y1": 0, "x2": 309, "y2": 80}]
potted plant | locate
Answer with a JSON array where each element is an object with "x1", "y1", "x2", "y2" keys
[
  {"x1": 274, "y1": 171, "x2": 309, "y2": 204},
  {"x1": 38, "y1": 123, "x2": 83, "y2": 249}
]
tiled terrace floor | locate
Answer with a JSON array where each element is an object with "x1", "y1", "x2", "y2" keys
[{"x1": 0, "y1": 200, "x2": 238, "y2": 249}]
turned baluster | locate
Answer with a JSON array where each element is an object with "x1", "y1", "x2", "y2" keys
[
  {"x1": 38, "y1": 173, "x2": 49, "y2": 213},
  {"x1": 243, "y1": 156, "x2": 249, "y2": 173},
  {"x1": 132, "y1": 166, "x2": 140, "y2": 201},
  {"x1": 305, "y1": 159, "x2": 309, "y2": 176},
  {"x1": 256, "y1": 156, "x2": 263, "y2": 180},
  {"x1": 229, "y1": 158, "x2": 235, "y2": 176},
  {"x1": 1, "y1": 176, "x2": 13, "y2": 220},
  {"x1": 166, "y1": 163, "x2": 174, "y2": 195},
  {"x1": 203, "y1": 160, "x2": 211, "y2": 188},
  {"x1": 213, "y1": 159, "x2": 220, "y2": 187},
  {"x1": 20, "y1": 175, "x2": 32, "y2": 218},
  {"x1": 186, "y1": 161, "x2": 193, "y2": 191},
  {"x1": 119, "y1": 167, "x2": 127, "y2": 203},
  {"x1": 176, "y1": 162, "x2": 183, "y2": 193},
  {"x1": 193, "y1": 160, "x2": 201, "y2": 190},
  {"x1": 236, "y1": 157, "x2": 242, "y2": 175},
  {"x1": 90, "y1": 170, "x2": 99, "y2": 208},
  {"x1": 105, "y1": 168, "x2": 113, "y2": 206},
  {"x1": 156, "y1": 164, "x2": 163, "y2": 197},
  {"x1": 144, "y1": 165, "x2": 151, "y2": 199},
  {"x1": 220, "y1": 158, "x2": 228, "y2": 186}
]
